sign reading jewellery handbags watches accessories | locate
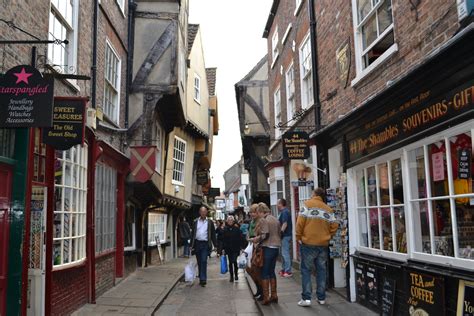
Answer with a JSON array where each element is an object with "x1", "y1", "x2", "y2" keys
[
  {"x1": 282, "y1": 131, "x2": 310, "y2": 160},
  {"x1": 0, "y1": 65, "x2": 54, "y2": 127}
]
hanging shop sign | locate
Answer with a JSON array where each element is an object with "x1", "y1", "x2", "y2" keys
[
  {"x1": 0, "y1": 65, "x2": 54, "y2": 127},
  {"x1": 381, "y1": 277, "x2": 396, "y2": 316},
  {"x1": 336, "y1": 40, "x2": 351, "y2": 88},
  {"x1": 347, "y1": 81, "x2": 474, "y2": 164},
  {"x1": 458, "y1": 148, "x2": 471, "y2": 179},
  {"x1": 406, "y1": 270, "x2": 445, "y2": 315},
  {"x1": 208, "y1": 187, "x2": 220, "y2": 197},
  {"x1": 130, "y1": 146, "x2": 156, "y2": 183},
  {"x1": 457, "y1": 280, "x2": 474, "y2": 316},
  {"x1": 42, "y1": 97, "x2": 87, "y2": 150},
  {"x1": 196, "y1": 170, "x2": 209, "y2": 185},
  {"x1": 282, "y1": 131, "x2": 310, "y2": 160}
]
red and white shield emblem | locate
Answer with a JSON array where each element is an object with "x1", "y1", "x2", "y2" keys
[{"x1": 130, "y1": 146, "x2": 156, "y2": 183}]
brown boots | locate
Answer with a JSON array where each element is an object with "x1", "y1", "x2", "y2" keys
[{"x1": 261, "y1": 278, "x2": 278, "y2": 305}]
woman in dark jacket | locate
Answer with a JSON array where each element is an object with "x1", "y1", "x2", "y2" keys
[
  {"x1": 216, "y1": 220, "x2": 225, "y2": 256},
  {"x1": 222, "y1": 215, "x2": 243, "y2": 282}
]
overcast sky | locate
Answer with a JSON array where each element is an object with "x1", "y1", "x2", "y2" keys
[{"x1": 189, "y1": 0, "x2": 272, "y2": 191}]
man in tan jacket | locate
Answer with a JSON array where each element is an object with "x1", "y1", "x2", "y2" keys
[{"x1": 296, "y1": 188, "x2": 338, "y2": 307}]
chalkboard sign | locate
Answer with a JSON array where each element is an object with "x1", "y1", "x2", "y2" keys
[
  {"x1": 458, "y1": 149, "x2": 471, "y2": 179},
  {"x1": 457, "y1": 280, "x2": 474, "y2": 316},
  {"x1": 356, "y1": 262, "x2": 367, "y2": 303},
  {"x1": 366, "y1": 266, "x2": 379, "y2": 309},
  {"x1": 381, "y1": 277, "x2": 396, "y2": 316}
]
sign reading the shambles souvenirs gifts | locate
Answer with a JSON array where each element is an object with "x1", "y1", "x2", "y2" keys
[
  {"x1": 406, "y1": 270, "x2": 445, "y2": 316},
  {"x1": 282, "y1": 131, "x2": 310, "y2": 160},
  {"x1": 0, "y1": 65, "x2": 54, "y2": 127},
  {"x1": 42, "y1": 97, "x2": 87, "y2": 150}
]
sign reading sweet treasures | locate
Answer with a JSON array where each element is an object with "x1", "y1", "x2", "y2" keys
[
  {"x1": 42, "y1": 97, "x2": 87, "y2": 150},
  {"x1": 348, "y1": 81, "x2": 474, "y2": 163},
  {"x1": 0, "y1": 65, "x2": 54, "y2": 127},
  {"x1": 406, "y1": 271, "x2": 445, "y2": 315},
  {"x1": 282, "y1": 131, "x2": 310, "y2": 160}
]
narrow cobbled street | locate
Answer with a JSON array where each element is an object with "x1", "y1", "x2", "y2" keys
[{"x1": 156, "y1": 257, "x2": 259, "y2": 316}]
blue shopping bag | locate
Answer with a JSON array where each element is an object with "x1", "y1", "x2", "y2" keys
[{"x1": 220, "y1": 255, "x2": 228, "y2": 274}]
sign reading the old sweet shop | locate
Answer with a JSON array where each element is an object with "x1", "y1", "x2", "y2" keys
[{"x1": 0, "y1": 65, "x2": 54, "y2": 127}]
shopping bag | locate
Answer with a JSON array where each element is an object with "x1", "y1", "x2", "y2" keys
[
  {"x1": 184, "y1": 259, "x2": 196, "y2": 282},
  {"x1": 244, "y1": 243, "x2": 253, "y2": 268},
  {"x1": 237, "y1": 253, "x2": 247, "y2": 269},
  {"x1": 220, "y1": 255, "x2": 228, "y2": 274}
]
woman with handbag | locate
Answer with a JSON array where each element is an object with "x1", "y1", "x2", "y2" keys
[
  {"x1": 246, "y1": 204, "x2": 263, "y2": 299},
  {"x1": 251, "y1": 202, "x2": 281, "y2": 305}
]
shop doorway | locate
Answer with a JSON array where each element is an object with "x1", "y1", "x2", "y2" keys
[
  {"x1": 0, "y1": 163, "x2": 13, "y2": 316},
  {"x1": 27, "y1": 186, "x2": 47, "y2": 316}
]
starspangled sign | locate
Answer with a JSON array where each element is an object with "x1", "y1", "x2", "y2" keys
[{"x1": 0, "y1": 65, "x2": 54, "y2": 127}]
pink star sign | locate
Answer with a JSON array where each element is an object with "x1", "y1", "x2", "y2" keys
[{"x1": 13, "y1": 67, "x2": 33, "y2": 84}]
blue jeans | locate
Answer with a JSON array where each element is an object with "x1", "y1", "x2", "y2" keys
[
  {"x1": 300, "y1": 244, "x2": 328, "y2": 301},
  {"x1": 195, "y1": 240, "x2": 209, "y2": 282},
  {"x1": 261, "y1": 247, "x2": 279, "y2": 280},
  {"x1": 183, "y1": 239, "x2": 190, "y2": 257},
  {"x1": 281, "y1": 236, "x2": 292, "y2": 273}
]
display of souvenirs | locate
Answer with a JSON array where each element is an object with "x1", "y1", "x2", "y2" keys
[{"x1": 328, "y1": 173, "x2": 349, "y2": 268}]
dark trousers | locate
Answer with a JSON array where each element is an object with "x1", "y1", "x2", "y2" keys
[
  {"x1": 227, "y1": 251, "x2": 239, "y2": 278},
  {"x1": 261, "y1": 247, "x2": 279, "y2": 280},
  {"x1": 195, "y1": 240, "x2": 209, "y2": 282}
]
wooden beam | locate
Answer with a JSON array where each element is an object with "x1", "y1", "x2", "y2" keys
[
  {"x1": 236, "y1": 80, "x2": 268, "y2": 87},
  {"x1": 242, "y1": 93, "x2": 271, "y2": 133},
  {"x1": 132, "y1": 22, "x2": 175, "y2": 88},
  {"x1": 132, "y1": 84, "x2": 176, "y2": 94},
  {"x1": 135, "y1": 11, "x2": 179, "y2": 20}
]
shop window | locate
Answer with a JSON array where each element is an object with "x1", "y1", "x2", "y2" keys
[
  {"x1": 95, "y1": 163, "x2": 117, "y2": 254},
  {"x1": 53, "y1": 145, "x2": 88, "y2": 267},
  {"x1": 148, "y1": 213, "x2": 167, "y2": 245},
  {"x1": 409, "y1": 131, "x2": 473, "y2": 260},
  {"x1": 124, "y1": 204, "x2": 136, "y2": 251},
  {"x1": 0, "y1": 129, "x2": 15, "y2": 158},
  {"x1": 104, "y1": 41, "x2": 121, "y2": 123},
  {"x1": 33, "y1": 129, "x2": 46, "y2": 183},
  {"x1": 352, "y1": 0, "x2": 396, "y2": 76},
  {"x1": 355, "y1": 159, "x2": 406, "y2": 253},
  {"x1": 270, "y1": 168, "x2": 285, "y2": 217},
  {"x1": 48, "y1": 0, "x2": 78, "y2": 74},
  {"x1": 172, "y1": 136, "x2": 186, "y2": 185}
]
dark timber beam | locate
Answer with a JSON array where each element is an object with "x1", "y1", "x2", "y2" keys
[{"x1": 242, "y1": 94, "x2": 271, "y2": 133}]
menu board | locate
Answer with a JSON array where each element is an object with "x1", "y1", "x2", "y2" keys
[
  {"x1": 381, "y1": 278, "x2": 396, "y2": 316},
  {"x1": 367, "y1": 266, "x2": 379, "y2": 309},
  {"x1": 457, "y1": 280, "x2": 474, "y2": 316},
  {"x1": 356, "y1": 262, "x2": 367, "y2": 303},
  {"x1": 407, "y1": 270, "x2": 445, "y2": 315}
]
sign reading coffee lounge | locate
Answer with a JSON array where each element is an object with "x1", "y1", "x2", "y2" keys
[
  {"x1": 348, "y1": 81, "x2": 474, "y2": 163},
  {"x1": 0, "y1": 65, "x2": 54, "y2": 127},
  {"x1": 283, "y1": 131, "x2": 310, "y2": 160},
  {"x1": 42, "y1": 97, "x2": 86, "y2": 150}
]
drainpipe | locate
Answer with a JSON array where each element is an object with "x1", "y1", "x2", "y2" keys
[
  {"x1": 308, "y1": 0, "x2": 321, "y2": 129},
  {"x1": 91, "y1": 0, "x2": 99, "y2": 109},
  {"x1": 125, "y1": 0, "x2": 137, "y2": 128}
]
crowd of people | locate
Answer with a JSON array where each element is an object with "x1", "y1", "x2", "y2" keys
[{"x1": 176, "y1": 187, "x2": 339, "y2": 307}]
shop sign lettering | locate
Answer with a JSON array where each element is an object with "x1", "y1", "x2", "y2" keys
[
  {"x1": 457, "y1": 280, "x2": 474, "y2": 316},
  {"x1": 282, "y1": 131, "x2": 310, "y2": 160},
  {"x1": 42, "y1": 97, "x2": 86, "y2": 150},
  {"x1": 0, "y1": 65, "x2": 54, "y2": 127},
  {"x1": 348, "y1": 82, "x2": 474, "y2": 163},
  {"x1": 406, "y1": 271, "x2": 444, "y2": 315}
]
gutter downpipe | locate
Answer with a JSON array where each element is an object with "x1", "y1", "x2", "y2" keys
[
  {"x1": 125, "y1": 0, "x2": 137, "y2": 128},
  {"x1": 91, "y1": 0, "x2": 98, "y2": 109},
  {"x1": 308, "y1": 0, "x2": 321, "y2": 130}
]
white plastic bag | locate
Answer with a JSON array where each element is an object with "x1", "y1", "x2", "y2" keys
[
  {"x1": 244, "y1": 243, "x2": 253, "y2": 268},
  {"x1": 184, "y1": 259, "x2": 196, "y2": 282},
  {"x1": 238, "y1": 253, "x2": 247, "y2": 269}
]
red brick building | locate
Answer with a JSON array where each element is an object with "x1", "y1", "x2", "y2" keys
[{"x1": 264, "y1": 0, "x2": 474, "y2": 314}]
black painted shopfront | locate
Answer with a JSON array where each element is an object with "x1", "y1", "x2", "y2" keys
[{"x1": 313, "y1": 25, "x2": 474, "y2": 315}]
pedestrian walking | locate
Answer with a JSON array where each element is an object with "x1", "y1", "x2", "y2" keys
[
  {"x1": 296, "y1": 188, "x2": 339, "y2": 307},
  {"x1": 177, "y1": 216, "x2": 192, "y2": 258},
  {"x1": 216, "y1": 220, "x2": 225, "y2": 256},
  {"x1": 246, "y1": 204, "x2": 263, "y2": 300},
  {"x1": 252, "y1": 202, "x2": 281, "y2": 305},
  {"x1": 191, "y1": 206, "x2": 217, "y2": 287},
  {"x1": 222, "y1": 215, "x2": 243, "y2": 282},
  {"x1": 277, "y1": 198, "x2": 293, "y2": 277}
]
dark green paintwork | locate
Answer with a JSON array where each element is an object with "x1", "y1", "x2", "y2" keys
[{"x1": 6, "y1": 128, "x2": 29, "y2": 316}]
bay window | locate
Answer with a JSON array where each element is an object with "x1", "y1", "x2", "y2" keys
[
  {"x1": 53, "y1": 145, "x2": 87, "y2": 267},
  {"x1": 148, "y1": 213, "x2": 167, "y2": 245}
]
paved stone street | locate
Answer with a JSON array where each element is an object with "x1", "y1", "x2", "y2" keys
[
  {"x1": 156, "y1": 256, "x2": 259, "y2": 316},
  {"x1": 73, "y1": 259, "x2": 187, "y2": 316}
]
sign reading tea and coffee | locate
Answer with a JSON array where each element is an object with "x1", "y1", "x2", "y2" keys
[
  {"x1": 406, "y1": 271, "x2": 445, "y2": 315},
  {"x1": 42, "y1": 97, "x2": 87, "y2": 150},
  {"x1": 282, "y1": 131, "x2": 310, "y2": 160},
  {"x1": 0, "y1": 65, "x2": 54, "y2": 127},
  {"x1": 348, "y1": 81, "x2": 474, "y2": 163}
]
